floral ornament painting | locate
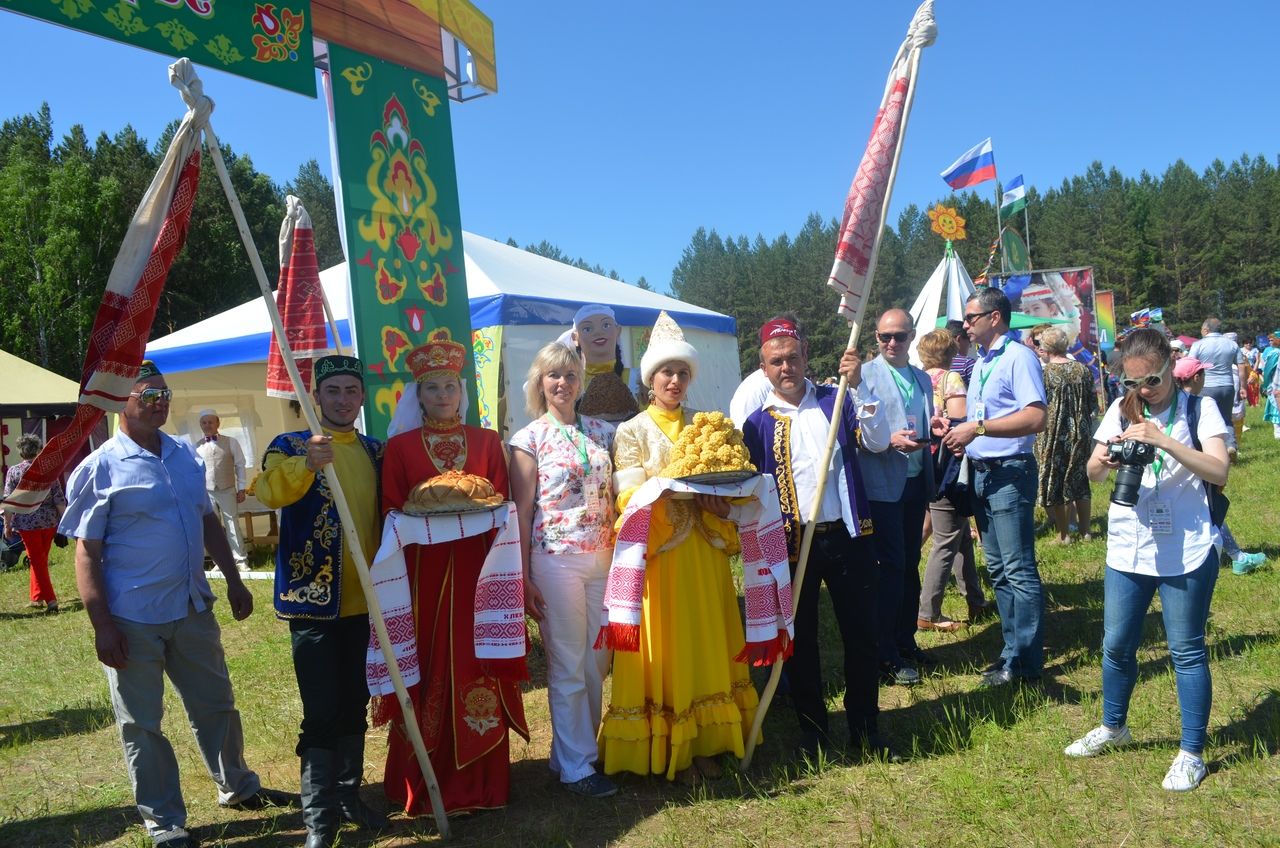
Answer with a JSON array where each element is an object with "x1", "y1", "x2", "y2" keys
[{"x1": 928, "y1": 204, "x2": 966, "y2": 241}]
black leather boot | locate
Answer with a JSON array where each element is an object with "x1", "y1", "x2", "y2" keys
[
  {"x1": 336, "y1": 735, "x2": 387, "y2": 831},
  {"x1": 300, "y1": 747, "x2": 339, "y2": 848}
]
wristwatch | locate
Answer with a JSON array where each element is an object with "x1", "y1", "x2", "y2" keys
[{"x1": 976, "y1": 421, "x2": 986, "y2": 436}]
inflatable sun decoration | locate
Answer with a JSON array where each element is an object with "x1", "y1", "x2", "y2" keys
[{"x1": 928, "y1": 204, "x2": 966, "y2": 241}]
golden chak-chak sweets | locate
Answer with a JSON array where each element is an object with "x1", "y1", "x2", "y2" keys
[{"x1": 661, "y1": 411, "x2": 757, "y2": 478}]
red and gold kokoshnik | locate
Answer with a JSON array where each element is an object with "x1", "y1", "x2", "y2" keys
[{"x1": 407, "y1": 330, "x2": 467, "y2": 382}]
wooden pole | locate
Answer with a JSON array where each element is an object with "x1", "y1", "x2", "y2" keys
[
  {"x1": 317, "y1": 282, "x2": 345, "y2": 357},
  {"x1": 741, "y1": 45, "x2": 924, "y2": 771},
  {"x1": 202, "y1": 122, "x2": 451, "y2": 837},
  {"x1": 996, "y1": 183, "x2": 1007, "y2": 276}
]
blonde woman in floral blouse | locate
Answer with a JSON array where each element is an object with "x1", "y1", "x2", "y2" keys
[{"x1": 509, "y1": 342, "x2": 618, "y2": 799}]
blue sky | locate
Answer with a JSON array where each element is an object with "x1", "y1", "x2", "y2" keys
[{"x1": 2, "y1": 1, "x2": 1279, "y2": 292}]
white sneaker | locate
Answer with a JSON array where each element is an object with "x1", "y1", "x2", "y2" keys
[
  {"x1": 1064, "y1": 725, "x2": 1133, "y2": 757},
  {"x1": 1161, "y1": 750, "x2": 1207, "y2": 791}
]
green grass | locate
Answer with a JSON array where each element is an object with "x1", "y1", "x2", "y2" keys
[{"x1": 2, "y1": 408, "x2": 1278, "y2": 847}]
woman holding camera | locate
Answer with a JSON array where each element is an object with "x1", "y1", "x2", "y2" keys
[{"x1": 1064, "y1": 329, "x2": 1229, "y2": 791}]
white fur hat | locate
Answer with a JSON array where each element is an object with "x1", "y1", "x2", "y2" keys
[{"x1": 640, "y1": 311, "x2": 698, "y2": 386}]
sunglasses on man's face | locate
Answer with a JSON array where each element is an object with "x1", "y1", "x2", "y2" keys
[
  {"x1": 129, "y1": 388, "x2": 173, "y2": 406},
  {"x1": 877, "y1": 331, "x2": 911, "y2": 344},
  {"x1": 962, "y1": 309, "x2": 996, "y2": 325},
  {"x1": 1119, "y1": 363, "x2": 1169, "y2": 391}
]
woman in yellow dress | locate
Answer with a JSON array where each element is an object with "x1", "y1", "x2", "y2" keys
[{"x1": 599, "y1": 311, "x2": 759, "y2": 782}]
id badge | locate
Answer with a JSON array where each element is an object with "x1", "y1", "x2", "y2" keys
[
  {"x1": 1148, "y1": 500, "x2": 1173, "y2": 535},
  {"x1": 973, "y1": 400, "x2": 986, "y2": 422},
  {"x1": 906, "y1": 413, "x2": 919, "y2": 440},
  {"x1": 583, "y1": 478, "x2": 602, "y2": 515}
]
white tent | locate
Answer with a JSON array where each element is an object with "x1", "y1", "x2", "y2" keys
[
  {"x1": 907, "y1": 247, "x2": 975, "y2": 365},
  {"x1": 145, "y1": 231, "x2": 740, "y2": 462}
]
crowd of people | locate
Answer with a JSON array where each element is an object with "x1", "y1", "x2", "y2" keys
[{"x1": 2, "y1": 293, "x2": 1275, "y2": 847}]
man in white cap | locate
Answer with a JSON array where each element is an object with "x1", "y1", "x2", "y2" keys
[{"x1": 195, "y1": 410, "x2": 249, "y2": 570}]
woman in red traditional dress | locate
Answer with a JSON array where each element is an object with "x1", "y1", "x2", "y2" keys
[{"x1": 380, "y1": 333, "x2": 528, "y2": 816}]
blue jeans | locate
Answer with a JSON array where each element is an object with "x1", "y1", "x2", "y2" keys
[
  {"x1": 971, "y1": 456, "x2": 1043, "y2": 677},
  {"x1": 1101, "y1": 549, "x2": 1218, "y2": 754}
]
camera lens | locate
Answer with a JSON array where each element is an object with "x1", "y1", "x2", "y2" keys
[{"x1": 1111, "y1": 464, "x2": 1144, "y2": 507}]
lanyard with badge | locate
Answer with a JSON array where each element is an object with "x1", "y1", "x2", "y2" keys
[
  {"x1": 889, "y1": 366, "x2": 921, "y2": 439},
  {"x1": 973, "y1": 341, "x2": 1009, "y2": 430},
  {"x1": 546, "y1": 413, "x2": 601, "y2": 514},
  {"x1": 1142, "y1": 399, "x2": 1179, "y2": 535}
]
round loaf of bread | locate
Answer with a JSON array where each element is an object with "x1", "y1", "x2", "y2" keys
[{"x1": 404, "y1": 470, "x2": 504, "y2": 514}]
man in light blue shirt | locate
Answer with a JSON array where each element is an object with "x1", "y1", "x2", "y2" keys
[
  {"x1": 1188, "y1": 318, "x2": 1245, "y2": 454},
  {"x1": 943, "y1": 288, "x2": 1047, "y2": 687},
  {"x1": 61, "y1": 361, "x2": 289, "y2": 847}
]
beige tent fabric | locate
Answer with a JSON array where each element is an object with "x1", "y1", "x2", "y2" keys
[{"x1": 0, "y1": 349, "x2": 80, "y2": 406}]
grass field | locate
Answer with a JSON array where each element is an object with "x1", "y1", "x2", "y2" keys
[{"x1": 2, "y1": 408, "x2": 1278, "y2": 848}]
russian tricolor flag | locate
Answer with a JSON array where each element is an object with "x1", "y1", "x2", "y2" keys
[{"x1": 940, "y1": 138, "x2": 996, "y2": 189}]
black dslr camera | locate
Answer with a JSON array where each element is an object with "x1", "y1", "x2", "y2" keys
[{"x1": 1107, "y1": 439, "x2": 1157, "y2": 507}]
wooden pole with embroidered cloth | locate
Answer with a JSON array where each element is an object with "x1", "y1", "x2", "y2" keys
[
  {"x1": 160, "y1": 58, "x2": 451, "y2": 836},
  {"x1": 0, "y1": 59, "x2": 207, "y2": 517},
  {"x1": 374, "y1": 334, "x2": 530, "y2": 817},
  {"x1": 267, "y1": 195, "x2": 343, "y2": 403},
  {"x1": 741, "y1": 1, "x2": 938, "y2": 769}
]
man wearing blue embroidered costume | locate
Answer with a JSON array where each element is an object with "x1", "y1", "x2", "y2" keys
[
  {"x1": 741, "y1": 317, "x2": 896, "y2": 761},
  {"x1": 256, "y1": 354, "x2": 385, "y2": 848}
]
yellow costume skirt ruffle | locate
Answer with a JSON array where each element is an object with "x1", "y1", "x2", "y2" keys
[{"x1": 598, "y1": 526, "x2": 760, "y2": 780}]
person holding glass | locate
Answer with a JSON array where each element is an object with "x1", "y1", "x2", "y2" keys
[
  {"x1": 509, "y1": 342, "x2": 619, "y2": 799},
  {"x1": 1064, "y1": 328, "x2": 1229, "y2": 792}
]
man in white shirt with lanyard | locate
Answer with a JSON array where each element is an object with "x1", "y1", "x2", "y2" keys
[
  {"x1": 195, "y1": 410, "x2": 250, "y2": 570},
  {"x1": 942, "y1": 288, "x2": 1048, "y2": 687}
]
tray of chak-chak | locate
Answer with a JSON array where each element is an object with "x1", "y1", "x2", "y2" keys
[
  {"x1": 677, "y1": 470, "x2": 759, "y2": 486},
  {"x1": 402, "y1": 471, "x2": 506, "y2": 516},
  {"x1": 661, "y1": 411, "x2": 758, "y2": 489}
]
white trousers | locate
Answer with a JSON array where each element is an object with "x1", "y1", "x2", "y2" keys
[
  {"x1": 530, "y1": 549, "x2": 612, "y2": 784},
  {"x1": 208, "y1": 487, "x2": 247, "y2": 566}
]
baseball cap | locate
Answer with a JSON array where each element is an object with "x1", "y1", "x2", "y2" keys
[{"x1": 1173, "y1": 357, "x2": 1208, "y2": 381}]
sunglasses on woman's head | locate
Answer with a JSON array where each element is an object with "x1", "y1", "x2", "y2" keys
[
  {"x1": 1120, "y1": 363, "x2": 1169, "y2": 390},
  {"x1": 877, "y1": 331, "x2": 911, "y2": 344},
  {"x1": 129, "y1": 388, "x2": 173, "y2": 405}
]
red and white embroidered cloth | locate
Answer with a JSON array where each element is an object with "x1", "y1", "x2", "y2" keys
[
  {"x1": 365, "y1": 502, "x2": 524, "y2": 695},
  {"x1": 266, "y1": 196, "x2": 329, "y2": 399},
  {"x1": 1, "y1": 59, "x2": 209, "y2": 514},
  {"x1": 597, "y1": 473, "x2": 794, "y2": 665},
  {"x1": 828, "y1": 0, "x2": 937, "y2": 322}
]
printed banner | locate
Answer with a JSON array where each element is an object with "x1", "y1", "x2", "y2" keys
[
  {"x1": 994, "y1": 266, "x2": 1100, "y2": 382},
  {"x1": 1, "y1": 0, "x2": 316, "y2": 96},
  {"x1": 1095, "y1": 290, "x2": 1116, "y2": 353},
  {"x1": 471, "y1": 325, "x2": 502, "y2": 432},
  {"x1": 1001, "y1": 225, "x2": 1031, "y2": 273},
  {"x1": 328, "y1": 43, "x2": 475, "y2": 436},
  {"x1": 425, "y1": 0, "x2": 498, "y2": 92}
]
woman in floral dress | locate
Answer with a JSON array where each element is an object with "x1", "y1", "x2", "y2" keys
[
  {"x1": 509, "y1": 342, "x2": 618, "y2": 799},
  {"x1": 1033, "y1": 327, "x2": 1097, "y2": 541}
]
